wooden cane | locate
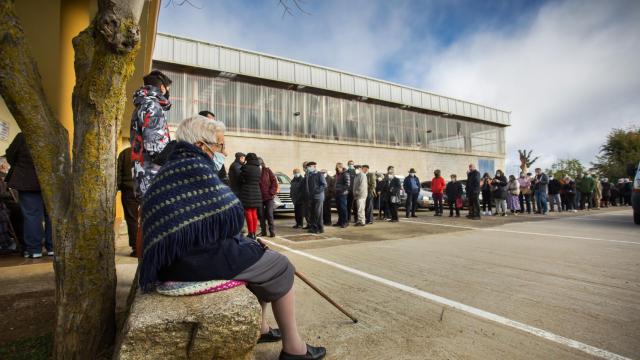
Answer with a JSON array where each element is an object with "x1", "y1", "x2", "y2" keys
[
  {"x1": 294, "y1": 270, "x2": 358, "y2": 323},
  {"x1": 257, "y1": 238, "x2": 358, "y2": 323}
]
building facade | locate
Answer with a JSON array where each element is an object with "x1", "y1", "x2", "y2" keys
[{"x1": 153, "y1": 33, "x2": 509, "y2": 178}]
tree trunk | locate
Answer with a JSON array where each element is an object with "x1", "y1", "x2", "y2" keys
[{"x1": 0, "y1": 0, "x2": 144, "y2": 358}]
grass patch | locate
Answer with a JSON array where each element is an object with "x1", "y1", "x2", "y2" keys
[{"x1": 0, "y1": 333, "x2": 53, "y2": 360}]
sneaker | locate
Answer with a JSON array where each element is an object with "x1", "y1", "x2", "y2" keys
[
  {"x1": 23, "y1": 251, "x2": 29, "y2": 258},
  {"x1": 46, "y1": 251, "x2": 55, "y2": 256},
  {"x1": 27, "y1": 253, "x2": 43, "y2": 259}
]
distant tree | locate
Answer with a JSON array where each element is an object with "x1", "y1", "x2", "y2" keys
[
  {"x1": 546, "y1": 159, "x2": 585, "y2": 180},
  {"x1": 518, "y1": 149, "x2": 539, "y2": 173},
  {"x1": 592, "y1": 128, "x2": 640, "y2": 179}
]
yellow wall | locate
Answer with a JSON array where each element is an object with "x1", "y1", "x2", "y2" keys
[{"x1": 5, "y1": 0, "x2": 160, "y2": 221}]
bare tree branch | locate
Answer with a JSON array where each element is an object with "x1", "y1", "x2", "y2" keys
[{"x1": 278, "y1": 0, "x2": 311, "y2": 18}]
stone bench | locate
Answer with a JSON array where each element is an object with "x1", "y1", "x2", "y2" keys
[{"x1": 114, "y1": 285, "x2": 261, "y2": 360}]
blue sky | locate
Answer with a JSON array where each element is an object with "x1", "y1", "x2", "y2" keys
[{"x1": 158, "y1": 0, "x2": 640, "y2": 172}]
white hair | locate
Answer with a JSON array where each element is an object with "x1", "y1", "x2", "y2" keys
[{"x1": 175, "y1": 115, "x2": 225, "y2": 144}]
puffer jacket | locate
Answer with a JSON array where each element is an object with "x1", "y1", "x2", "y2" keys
[
  {"x1": 335, "y1": 171, "x2": 351, "y2": 196},
  {"x1": 431, "y1": 176, "x2": 446, "y2": 194},
  {"x1": 507, "y1": 179, "x2": 520, "y2": 196},
  {"x1": 239, "y1": 158, "x2": 263, "y2": 208},
  {"x1": 130, "y1": 85, "x2": 171, "y2": 197},
  {"x1": 492, "y1": 175, "x2": 508, "y2": 199},
  {"x1": 445, "y1": 181, "x2": 463, "y2": 201}
]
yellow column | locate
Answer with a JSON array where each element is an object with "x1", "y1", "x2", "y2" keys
[{"x1": 58, "y1": 0, "x2": 92, "y2": 140}]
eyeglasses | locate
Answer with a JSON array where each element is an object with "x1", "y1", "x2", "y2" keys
[{"x1": 204, "y1": 141, "x2": 225, "y2": 152}]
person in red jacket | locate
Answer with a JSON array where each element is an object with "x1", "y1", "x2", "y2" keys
[
  {"x1": 258, "y1": 158, "x2": 278, "y2": 237},
  {"x1": 431, "y1": 169, "x2": 446, "y2": 216}
]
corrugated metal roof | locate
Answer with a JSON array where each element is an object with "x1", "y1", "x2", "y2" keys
[{"x1": 153, "y1": 33, "x2": 511, "y2": 126}]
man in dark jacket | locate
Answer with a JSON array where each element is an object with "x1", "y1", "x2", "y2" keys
[
  {"x1": 445, "y1": 174, "x2": 463, "y2": 217},
  {"x1": 322, "y1": 170, "x2": 334, "y2": 226},
  {"x1": 346, "y1": 160, "x2": 356, "y2": 223},
  {"x1": 532, "y1": 168, "x2": 549, "y2": 214},
  {"x1": 117, "y1": 147, "x2": 139, "y2": 256},
  {"x1": 333, "y1": 162, "x2": 351, "y2": 227},
  {"x1": 290, "y1": 169, "x2": 306, "y2": 229},
  {"x1": 600, "y1": 178, "x2": 611, "y2": 207},
  {"x1": 258, "y1": 158, "x2": 277, "y2": 237},
  {"x1": 363, "y1": 165, "x2": 376, "y2": 224},
  {"x1": 466, "y1": 163, "x2": 481, "y2": 219},
  {"x1": 6, "y1": 133, "x2": 52, "y2": 258},
  {"x1": 577, "y1": 174, "x2": 596, "y2": 210},
  {"x1": 306, "y1": 162, "x2": 327, "y2": 234},
  {"x1": 228, "y1": 152, "x2": 245, "y2": 195},
  {"x1": 404, "y1": 169, "x2": 421, "y2": 218},
  {"x1": 548, "y1": 176, "x2": 563, "y2": 212},
  {"x1": 130, "y1": 70, "x2": 172, "y2": 198}
]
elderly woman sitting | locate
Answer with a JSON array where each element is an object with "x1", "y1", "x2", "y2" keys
[{"x1": 139, "y1": 115, "x2": 326, "y2": 360}]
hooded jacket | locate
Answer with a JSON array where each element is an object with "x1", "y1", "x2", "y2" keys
[{"x1": 130, "y1": 85, "x2": 171, "y2": 198}]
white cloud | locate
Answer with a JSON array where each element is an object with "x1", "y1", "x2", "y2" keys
[{"x1": 412, "y1": 0, "x2": 640, "y2": 171}]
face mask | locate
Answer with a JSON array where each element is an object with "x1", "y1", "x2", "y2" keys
[
  {"x1": 348, "y1": 165, "x2": 354, "y2": 170},
  {"x1": 294, "y1": 173, "x2": 301, "y2": 178},
  {"x1": 307, "y1": 166, "x2": 316, "y2": 173},
  {"x1": 212, "y1": 151, "x2": 225, "y2": 172},
  {"x1": 411, "y1": 173, "x2": 415, "y2": 177},
  {"x1": 355, "y1": 169, "x2": 361, "y2": 175}
]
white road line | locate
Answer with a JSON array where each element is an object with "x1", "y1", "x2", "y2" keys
[
  {"x1": 399, "y1": 219, "x2": 640, "y2": 246},
  {"x1": 263, "y1": 239, "x2": 632, "y2": 360}
]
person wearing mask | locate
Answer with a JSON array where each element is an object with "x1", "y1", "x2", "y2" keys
[
  {"x1": 130, "y1": 70, "x2": 172, "y2": 198},
  {"x1": 301, "y1": 161, "x2": 311, "y2": 229},
  {"x1": 492, "y1": 170, "x2": 508, "y2": 216},
  {"x1": 117, "y1": 147, "x2": 139, "y2": 257},
  {"x1": 466, "y1": 164, "x2": 481, "y2": 220},
  {"x1": 352, "y1": 165, "x2": 368, "y2": 226},
  {"x1": 258, "y1": 158, "x2": 277, "y2": 238},
  {"x1": 445, "y1": 174, "x2": 463, "y2": 217},
  {"x1": 481, "y1": 173, "x2": 493, "y2": 216},
  {"x1": 601, "y1": 178, "x2": 611, "y2": 207},
  {"x1": 532, "y1": 168, "x2": 549, "y2": 215},
  {"x1": 198, "y1": 110, "x2": 229, "y2": 184},
  {"x1": 518, "y1": 172, "x2": 532, "y2": 214},
  {"x1": 322, "y1": 170, "x2": 334, "y2": 226},
  {"x1": 305, "y1": 162, "x2": 327, "y2": 234},
  {"x1": 548, "y1": 175, "x2": 563, "y2": 212},
  {"x1": 6, "y1": 133, "x2": 53, "y2": 258},
  {"x1": 387, "y1": 166, "x2": 402, "y2": 222},
  {"x1": 346, "y1": 160, "x2": 356, "y2": 223},
  {"x1": 376, "y1": 173, "x2": 390, "y2": 220},
  {"x1": 290, "y1": 169, "x2": 306, "y2": 229},
  {"x1": 228, "y1": 152, "x2": 246, "y2": 195},
  {"x1": 363, "y1": 165, "x2": 376, "y2": 225},
  {"x1": 562, "y1": 176, "x2": 577, "y2": 212},
  {"x1": 239, "y1": 153, "x2": 262, "y2": 239},
  {"x1": 333, "y1": 163, "x2": 350, "y2": 228},
  {"x1": 507, "y1": 175, "x2": 520, "y2": 215},
  {"x1": 403, "y1": 169, "x2": 422, "y2": 218},
  {"x1": 577, "y1": 173, "x2": 595, "y2": 210},
  {"x1": 140, "y1": 115, "x2": 326, "y2": 360},
  {"x1": 429, "y1": 169, "x2": 445, "y2": 217}
]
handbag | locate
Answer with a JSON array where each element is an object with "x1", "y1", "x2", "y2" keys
[
  {"x1": 391, "y1": 195, "x2": 399, "y2": 204},
  {"x1": 455, "y1": 197, "x2": 463, "y2": 209}
]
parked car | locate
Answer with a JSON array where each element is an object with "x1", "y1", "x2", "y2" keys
[
  {"x1": 632, "y1": 161, "x2": 640, "y2": 225},
  {"x1": 421, "y1": 180, "x2": 476, "y2": 209},
  {"x1": 273, "y1": 172, "x2": 294, "y2": 213}
]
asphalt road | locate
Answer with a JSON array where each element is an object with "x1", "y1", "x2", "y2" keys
[{"x1": 249, "y1": 208, "x2": 640, "y2": 360}]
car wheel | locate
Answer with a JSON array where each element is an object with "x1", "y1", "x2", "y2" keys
[{"x1": 635, "y1": 211, "x2": 640, "y2": 225}]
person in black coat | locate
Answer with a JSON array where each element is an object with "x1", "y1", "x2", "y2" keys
[
  {"x1": 5, "y1": 133, "x2": 53, "y2": 258},
  {"x1": 445, "y1": 174, "x2": 463, "y2": 217},
  {"x1": 239, "y1": 153, "x2": 262, "y2": 239},
  {"x1": 492, "y1": 170, "x2": 508, "y2": 216},
  {"x1": 387, "y1": 167, "x2": 402, "y2": 222},
  {"x1": 600, "y1": 179, "x2": 611, "y2": 207},
  {"x1": 228, "y1": 152, "x2": 245, "y2": 195},
  {"x1": 333, "y1": 163, "x2": 351, "y2": 227},
  {"x1": 466, "y1": 164, "x2": 481, "y2": 219},
  {"x1": 481, "y1": 172, "x2": 493, "y2": 215},
  {"x1": 290, "y1": 169, "x2": 306, "y2": 228},
  {"x1": 305, "y1": 162, "x2": 327, "y2": 234}
]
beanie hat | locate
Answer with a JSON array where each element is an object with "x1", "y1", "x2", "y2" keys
[{"x1": 139, "y1": 141, "x2": 244, "y2": 291}]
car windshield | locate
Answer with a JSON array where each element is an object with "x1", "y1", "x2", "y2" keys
[{"x1": 276, "y1": 173, "x2": 291, "y2": 184}]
